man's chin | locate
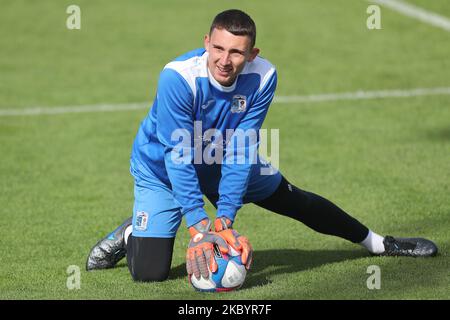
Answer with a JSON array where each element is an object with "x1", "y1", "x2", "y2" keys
[{"x1": 215, "y1": 73, "x2": 235, "y2": 87}]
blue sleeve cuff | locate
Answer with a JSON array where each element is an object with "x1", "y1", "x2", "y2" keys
[
  {"x1": 216, "y1": 204, "x2": 238, "y2": 223},
  {"x1": 185, "y1": 207, "x2": 209, "y2": 228}
]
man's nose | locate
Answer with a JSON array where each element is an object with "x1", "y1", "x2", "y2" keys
[{"x1": 219, "y1": 52, "x2": 231, "y2": 65}]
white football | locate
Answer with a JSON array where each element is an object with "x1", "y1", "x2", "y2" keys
[{"x1": 190, "y1": 245, "x2": 247, "y2": 292}]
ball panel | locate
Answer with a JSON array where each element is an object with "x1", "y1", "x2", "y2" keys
[
  {"x1": 221, "y1": 259, "x2": 246, "y2": 288},
  {"x1": 228, "y1": 246, "x2": 240, "y2": 257},
  {"x1": 190, "y1": 270, "x2": 216, "y2": 291}
]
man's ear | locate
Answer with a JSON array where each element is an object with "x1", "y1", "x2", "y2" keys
[
  {"x1": 247, "y1": 47, "x2": 260, "y2": 62},
  {"x1": 204, "y1": 34, "x2": 210, "y2": 52}
]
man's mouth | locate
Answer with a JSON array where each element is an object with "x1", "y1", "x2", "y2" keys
[{"x1": 216, "y1": 65, "x2": 232, "y2": 77}]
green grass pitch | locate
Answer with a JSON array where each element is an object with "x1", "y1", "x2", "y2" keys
[{"x1": 0, "y1": 0, "x2": 449, "y2": 299}]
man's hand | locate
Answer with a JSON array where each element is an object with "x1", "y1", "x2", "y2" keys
[
  {"x1": 214, "y1": 217, "x2": 253, "y2": 270},
  {"x1": 186, "y1": 219, "x2": 229, "y2": 280}
]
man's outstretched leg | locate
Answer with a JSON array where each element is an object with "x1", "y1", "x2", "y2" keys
[
  {"x1": 86, "y1": 217, "x2": 132, "y2": 271},
  {"x1": 254, "y1": 176, "x2": 438, "y2": 257}
]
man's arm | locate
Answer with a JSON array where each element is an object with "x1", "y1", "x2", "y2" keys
[
  {"x1": 217, "y1": 69, "x2": 278, "y2": 222},
  {"x1": 155, "y1": 68, "x2": 208, "y2": 227}
]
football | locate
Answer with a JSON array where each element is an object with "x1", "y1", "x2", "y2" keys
[{"x1": 189, "y1": 244, "x2": 247, "y2": 292}]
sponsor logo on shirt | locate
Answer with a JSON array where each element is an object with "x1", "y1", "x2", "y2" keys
[{"x1": 201, "y1": 99, "x2": 215, "y2": 110}]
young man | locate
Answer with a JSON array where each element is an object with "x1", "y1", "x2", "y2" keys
[{"x1": 86, "y1": 9, "x2": 437, "y2": 282}]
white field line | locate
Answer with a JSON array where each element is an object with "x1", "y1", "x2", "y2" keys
[
  {"x1": 1, "y1": 87, "x2": 450, "y2": 117},
  {"x1": 0, "y1": 102, "x2": 148, "y2": 116},
  {"x1": 273, "y1": 87, "x2": 450, "y2": 103},
  {"x1": 369, "y1": 0, "x2": 450, "y2": 32}
]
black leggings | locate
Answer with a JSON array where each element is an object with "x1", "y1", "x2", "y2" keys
[
  {"x1": 254, "y1": 176, "x2": 369, "y2": 243},
  {"x1": 126, "y1": 236, "x2": 175, "y2": 282},
  {"x1": 127, "y1": 175, "x2": 369, "y2": 282}
]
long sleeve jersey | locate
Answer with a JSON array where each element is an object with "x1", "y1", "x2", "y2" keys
[{"x1": 131, "y1": 48, "x2": 277, "y2": 227}]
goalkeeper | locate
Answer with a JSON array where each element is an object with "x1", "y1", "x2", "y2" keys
[{"x1": 86, "y1": 9, "x2": 437, "y2": 282}]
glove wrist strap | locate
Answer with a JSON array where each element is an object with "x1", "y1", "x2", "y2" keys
[
  {"x1": 214, "y1": 217, "x2": 233, "y2": 232},
  {"x1": 189, "y1": 218, "x2": 211, "y2": 237}
]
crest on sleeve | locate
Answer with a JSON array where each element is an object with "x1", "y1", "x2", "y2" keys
[{"x1": 231, "y1": 95, "x2": 247, "y2": 113}]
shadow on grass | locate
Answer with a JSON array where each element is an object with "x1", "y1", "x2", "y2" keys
[
  {"x1": 167, "y1": 248, "x2": 368, "y2": 288},
  {"x1": 425, "y1": 126, "x2": 450, "y2": 142}
]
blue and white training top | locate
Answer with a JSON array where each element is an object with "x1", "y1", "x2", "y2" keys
[{"x1": 130, "y1": 48, "x2": 277, "y2": 227}]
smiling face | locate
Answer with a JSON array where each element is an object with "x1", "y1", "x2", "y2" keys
[{"x1": 204, "y1": 28, "x2": 260, "y2": 87}]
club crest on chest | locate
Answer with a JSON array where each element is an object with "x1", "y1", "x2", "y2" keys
[{"x1": 231, "y1": 95, "x2": 247, "y2": 113}]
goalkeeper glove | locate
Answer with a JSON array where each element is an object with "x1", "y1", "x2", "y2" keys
[
  {"x1": 214, "y1": 217, "x2": 253, "y2": 270},
  {"x1": 186, "y1": 218, "x2": 229, "y2": 280}
]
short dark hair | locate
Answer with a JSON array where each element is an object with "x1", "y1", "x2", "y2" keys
[{"x1": 209, "y1": 9, "x2": 256, "y2": 48}]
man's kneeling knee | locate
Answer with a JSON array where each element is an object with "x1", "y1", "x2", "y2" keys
[{"x1": 126, "y1": 235, "x2": 175, "y2": 282}]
